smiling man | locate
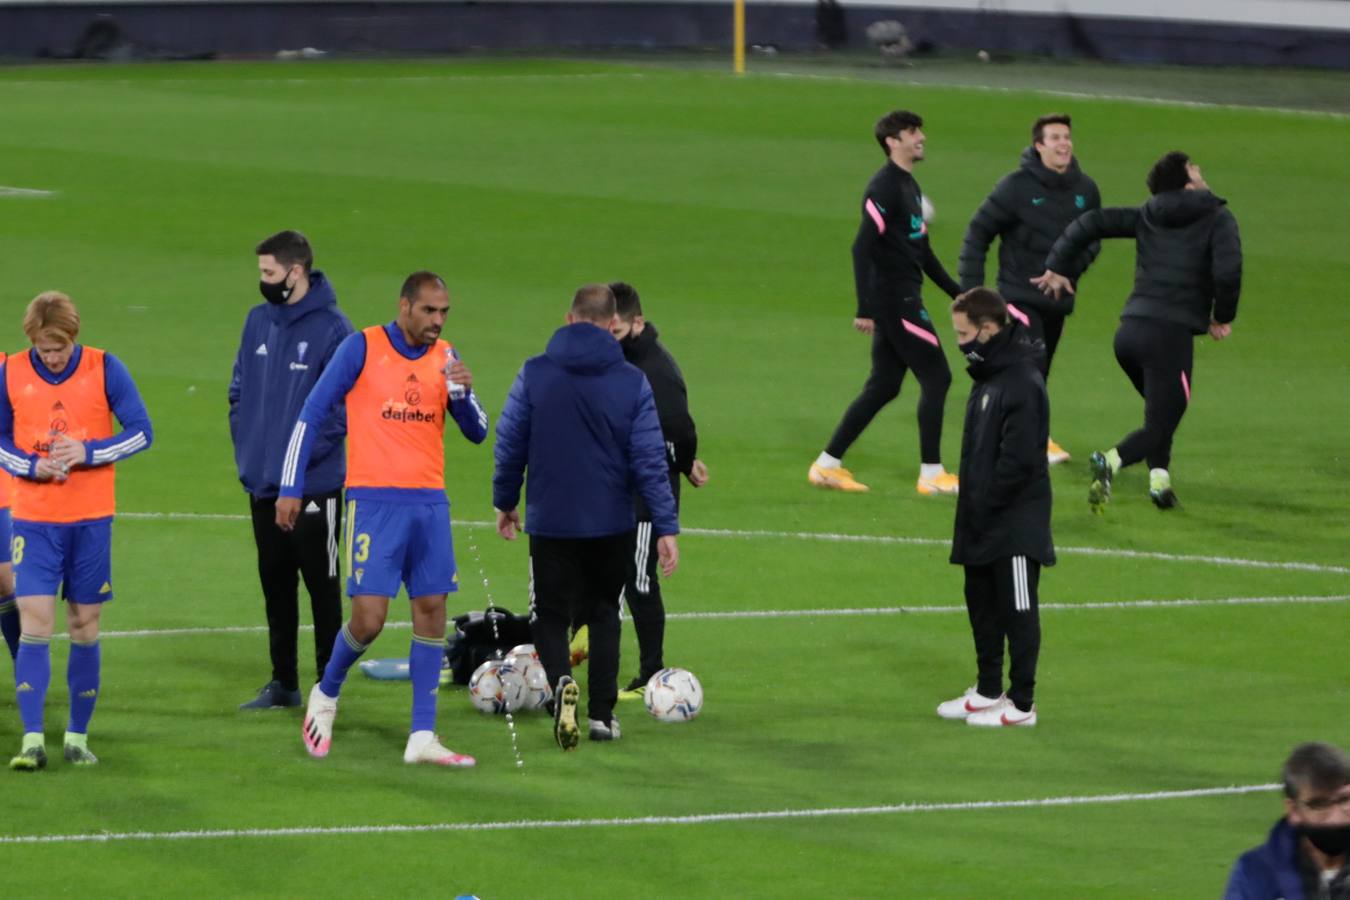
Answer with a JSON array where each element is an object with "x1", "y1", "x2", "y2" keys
[
  {"x1": 809, "y1": 109, "x2": 963, "y2": 497},
  {"x1": 958, "y1": 114, "x2": 1101, "y2": 465}
]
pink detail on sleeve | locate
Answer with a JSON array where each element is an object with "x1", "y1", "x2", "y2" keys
[
  {"x1": 1007, "y1": 304, "x2": 1031, "y2": 327},
  {"x1": 864, "y1": 198, "x2": 886, "y2": 234},
  {"x1": 901, "y1": 318, "x2": 940, "y2": 348},
  {"x1": 1181, "y1": 371, "x2": 1191, "y2": 404}
]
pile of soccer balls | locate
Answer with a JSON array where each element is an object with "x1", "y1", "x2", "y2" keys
[
  {"x1": 468, "y1": 644, "x2": 552, "y2": 714},
  {"x1": 469, "y1": 649, "x2": 704, "y2": 723}
]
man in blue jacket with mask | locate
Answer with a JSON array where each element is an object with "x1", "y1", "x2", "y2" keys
[
  {"x1": 229, "y1": 230, "x2": 353, "y2": 710},
  {"x1": 493, "y1": 284, "x2": 679, "y2": 752}
]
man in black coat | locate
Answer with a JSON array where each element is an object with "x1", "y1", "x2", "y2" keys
[
  {"x1": 939, "y1": 288, "x2": 1053, "y2": 728},
  {"x1": 609, "y1": 282, "x2": 707, "y2": 696},
  {"x1": 1035, "y1": 151, "x2": 1242, "y2": 512},
  {"x1": 959, "y1": 113, "x2": 1101, "y2": 465}
]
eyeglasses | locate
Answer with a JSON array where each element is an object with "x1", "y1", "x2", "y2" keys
[{"x1": 1299, "y1": 791, "x2": 1350, "y2": 813}]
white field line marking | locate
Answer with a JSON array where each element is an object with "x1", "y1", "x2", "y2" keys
[
  {"x1": 117, "y1": 511, "x2": 1350, "y2": 576},
  {"x1": 755, "y1": 71, "x2": 1350, "y2": 121},
  {"x1": 82, "y1": 594, "x2": 1350, "y2": 639},
  {"x1": 0, "y1": 783, "x2": 1278, "y2": 845},
  {"x1": 0, "y1": 185, "x2": 57, "y2": 198}
]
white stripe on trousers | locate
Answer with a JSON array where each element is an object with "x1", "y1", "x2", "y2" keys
[
  {"x1": 634, "y1": 521, "x2": 652, "y2": 594},
  {"x1": 1013, "y1": 556, "x2": 1029, "y2": 612},
  {"x1": 326, "y1": 498, "x2": 338, "y2": 578}
]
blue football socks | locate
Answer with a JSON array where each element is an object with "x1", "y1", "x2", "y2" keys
[
  {"x1": 66, "y1": 640, "x2": 101, "y2": 734},
  {"x1": 318, "y1": 624, "x2": 368, "y2": 699},
  {"x1": 409, "y1": 635, "x2": 444, "y2": 733},
  {"x1": 15, "y1": 635, "x2": 51, "y2": 734},
  {"x1": 0, "y1": 594, "x2": 19, "y2": 661}
]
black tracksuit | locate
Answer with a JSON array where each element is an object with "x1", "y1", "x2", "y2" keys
[
  {"x1": 1046, "y1": 189, "x2": 1242, "y2": 470},
  {"x1": 620, "y1": 322, "x2": 697, "y2": 681},
  {"x1": 959, "y1": 147, "x2": 1101, "y2": 377},
  {"x1": 950, "y1": 325, "x2": 1054, "y2": 712},
  {"x1": 828, "y1": 160, "x2": 962, "y2": 465}
]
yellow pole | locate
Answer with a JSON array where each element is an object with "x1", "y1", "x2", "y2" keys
[{"x1": 733, "y1": 0, "x2": 746, "y2": 75}]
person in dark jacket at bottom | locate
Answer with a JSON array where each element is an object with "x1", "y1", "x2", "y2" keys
[
  {"x1": 1225, "y1": 742, "x2": 1350, "y2": 900},
  {"x1": 938, "y1": 288, "x2": 1053, "y2": 728},
  {"x1": 1034, "y1": 151, "x2": 1242, "y2": 513},
  {"x1": 493, "y1": 284, "x2": 679, "y2": 751}
]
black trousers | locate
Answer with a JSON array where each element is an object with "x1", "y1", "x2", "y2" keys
[
  {"x1": 964, "y1": 556, "x2": 1041, "y2": 712},
  {"x1": 529, "y1": 532, "x2": 630, "y2": 724},
  {"x1": 249, "y1": 491, "x2": 343, "y2": 692},
  {"x1": 826, "y1": 301, "x2": 952, "y2": 465},
  {"x1": 624, "y1": 519, "x2": 666, "y2": 680},
  {"x1": 1112, "y1": 318, "x2": 1194, "y2": 471},
  {"x1": 1007, "y1": 303, "x2": 1067, "y2": 380}
]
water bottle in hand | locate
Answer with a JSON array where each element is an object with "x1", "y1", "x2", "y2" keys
[{"x1": 445, "y1": 346, "x2": 466, "y2": 401}]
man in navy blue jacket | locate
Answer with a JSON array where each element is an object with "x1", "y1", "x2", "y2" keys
[
  {"x1": 493, "y1": 284, "x2": 678, "y2": 751},
  {"x1": 229, "y1": 230, "x2": 353, "y2": 710},
  {"x1": 1226, "y1": 742, "x2": 1350, "y2": 899}
]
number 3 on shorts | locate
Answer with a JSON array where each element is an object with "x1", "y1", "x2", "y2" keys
[
  {"x1": 11, "y1": 536, "x2": 23, "y2": 566},
  {"x1": 353, "y1": 533, "x2": 370, "y2": 564}
]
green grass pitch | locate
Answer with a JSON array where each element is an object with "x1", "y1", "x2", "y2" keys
[{"x1": 0, "y1": 55, "x2": 1347, "y2": 897}]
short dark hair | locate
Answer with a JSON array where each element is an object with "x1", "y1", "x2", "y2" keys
[
  {"x1": 951, "y1": 287, "x2": 1010, "y2": 328},
  {"x1": 1283, "y1": 742, "x2": 1350, "y2": 800},
  {"x1": 400, "y1": 270, "x2": 446, "y2": 302},
  {"x1": 571, "y1": 284, "x2": 616, "y2": 324},
  {"x1": 255, "y1": 230, "x2": 313, "y2": 272},
  {"x1": 1032, "y1": 113, "x2": 1071, "y2": 145},
  {"x1": 875, "y1": 110, "x2": 923, "y2": 154},
  {"x1": 1147, "y1": 151, "x2": 1192, "y2": 195},
  {"x1": 610, "y1": 281, "x2": 642, "y2": 321}
]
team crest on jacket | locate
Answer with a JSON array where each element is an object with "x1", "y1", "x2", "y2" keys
[
  {"x1": 404, "y1": 374, "x2": 421, "y2": 406},
  {"x1": 1075, "y1": 195, "x2": 1086, "y2": 209},
  {"x1": 297, "y1": 341, "x2": 309, "y2": 362}
]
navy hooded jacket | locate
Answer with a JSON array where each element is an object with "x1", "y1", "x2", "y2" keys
[
  {"x1": 229, "y1": 271, "x2": 353, "y2": 498},
  {"x1": 1225, "y1": 818, "x2": 1328, "y2": 899},
  {"x1": 493, "y1": 322, "x2": 678, "y2": 539}
]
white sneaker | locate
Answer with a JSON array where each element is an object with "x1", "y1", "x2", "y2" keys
[
  {"x1": 403, "y1": 730, "x2": 476, "y2": 767},
  {"x1": 966, "y1": 697, "x2": 1037, "y2": 727},
  {"x1": 936, "y1": 686, "x2": 1004, "y2": 720},
  {"x1": 302, "y1": 684, "x2": 338, "y2": 758},
  {"x1": 588, "y1": 717, "x2": 622, "y2": 742}
]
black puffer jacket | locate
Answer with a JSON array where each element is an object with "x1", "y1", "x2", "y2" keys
[
  {"x1": 950, "y1": 324, "x2": 1054, "y2": 567},
  {"x1": 1045, "y1": 189, "x2": 1242, "y2": 335},
  {"x1": 620, "y1": 322, "x2": 698, "y2": 518},
  {"x1": 958, "y1": 146, "x2": 1101, "y2": 315}
]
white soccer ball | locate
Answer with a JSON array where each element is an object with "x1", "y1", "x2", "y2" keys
[
  {"x1": 468, "y1": 658, "x2": 527, "y2": 715},
  {"x1": 644, "y1": 667, "x2": 704, "y2": 723},
  {"x1": 505, "y1": 643, "x2": 540, "y2": 667},
  {"x1": 518, "y1": 659, "x2": 553, "y2": 711},
  {"x1": 921, "y1": 194, "x2": 935, "y2": 224}
]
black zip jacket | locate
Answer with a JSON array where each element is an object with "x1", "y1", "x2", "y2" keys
[
  {"x1": 950, "y1": 325, "x2": 1055, "y2": 567},
  {"x1": 1045, "y1": 189, "x2": 1242, "y2": 335},
  {"x1": 620, "y1": 322, "x2": 697, "y2": 517},
  {"x1": 958, "y1": 146, "x2": 1102, "y2": 315},
  {"x1": 852, "y1": 160, "x2": 961, "y2": 318}
]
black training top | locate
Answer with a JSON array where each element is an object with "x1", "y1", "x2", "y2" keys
[{"x1": 851, "y1": 160, "x2": 961, "y2": 318}]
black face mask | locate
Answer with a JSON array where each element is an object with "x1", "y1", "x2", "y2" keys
[
  {"x1": 259, "y1": 270, "x2": 295, "y2": 305},
  {"x1": 1301, "y1": 823, "x2": 1350, "y2": 857},
  {"x1": 959, "y1": 336, "x2": 986, "y2": 363}
]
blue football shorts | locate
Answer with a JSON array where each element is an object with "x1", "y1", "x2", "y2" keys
[
  {"x1": 0, "y1": 507, "x2": 11, "y2": 566},
  {"x1": 12, "y1": 517, "x2": 114, "y2": 604},
  {"x1": 345, "y1": 499, "x2": 458, "y2": 599}
]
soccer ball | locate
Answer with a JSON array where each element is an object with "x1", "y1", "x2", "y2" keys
[
  {"x1": 644, "y1": 667, "x2": 704, "y2": 722},
  {"x1": 518, "y1": 659, "x2": 553, "y2": 711},
  {"x1": 920, "y1": 194, "x2": 935, "y2": 224},
  {"x1": 468, "y1": 658, "x2": 527, "y2": 715},
  {"x1": 505, "y1": 643, "x2": 540, "y2": 667}
]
